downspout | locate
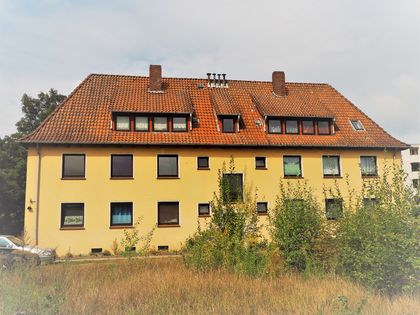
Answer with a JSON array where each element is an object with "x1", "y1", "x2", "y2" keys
[{"x1": 34, "y1": 143, "x2": 41, "y2": 245}]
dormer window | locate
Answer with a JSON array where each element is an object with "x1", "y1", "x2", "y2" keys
[
  {"x1": 350, "y1": 120, "x2": 364, "y2": 131},
  {"x1": 222, "y1": 118, "x2": 235, "y2": 133},
  {"x1": 153, "y1": 117, "x2": 168, "y2": 132},
  {"x1": 318, "y1": 121, "x2": 330, "y2": 135},
  {"x1": 116, "y1": 116, "x2": 130, "y2": 131},
  {"x1": 302, "y1": 120, "x2": 315, "y2": 134},
  {"x1": 135, "y1": 116, "x2": 149, "y2": 131},
  {"x1": 173, "y1": 117, "x2": 187, "y2": 132},
  {"x1": 285, "y1": 120, "x2": 299, "y2": 134},
  {"x1": 268, "y1": 118, "x2": 281, "y2": 134}
]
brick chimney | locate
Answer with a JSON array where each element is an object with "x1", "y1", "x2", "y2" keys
[
  {"x1": 149, "y1": 64, "x2": 162, "y2": 92},
  {"x1": 272, "y1": 71, "x2": 286, "y2": 96}
]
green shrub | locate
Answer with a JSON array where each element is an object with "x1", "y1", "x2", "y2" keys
[
  {"x1": 120, "y1": 217, "x2": 155, "y2": 256},
  {"x1": 270, "y1": 180, "x2": 323, "y2": 272},
  {"x1": 183, "y1": 159, "x2": 269, "y2": 277},
  {"x1": 335, "y1": 165, "x2": 420, "y2": 295}
]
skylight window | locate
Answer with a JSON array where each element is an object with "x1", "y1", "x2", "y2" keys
[{"x1": 350, "y1": 120, "x2": 364, "y2": 131}]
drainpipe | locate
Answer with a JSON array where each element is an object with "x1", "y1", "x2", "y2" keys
[{"x1": 34, "y1": 143, "x2": 41, "y2": 245}]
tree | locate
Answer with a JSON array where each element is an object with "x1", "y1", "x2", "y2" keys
[{"x1": 0, "y1": 89, "x2": 66, "y2": 235}]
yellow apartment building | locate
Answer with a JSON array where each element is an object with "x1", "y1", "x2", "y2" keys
[{"x1": 22, "y1": 65, "x2": 407, "y2": 255}]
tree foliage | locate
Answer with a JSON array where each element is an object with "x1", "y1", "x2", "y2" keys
[{"x1": 0, "y1": 89, "x2": 66, "y2": 235}]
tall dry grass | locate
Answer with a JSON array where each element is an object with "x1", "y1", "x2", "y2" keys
[{"x1": 1, "y1": 258, "x2": 419, "y2": 315}]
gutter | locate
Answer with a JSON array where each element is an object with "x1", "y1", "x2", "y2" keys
[{"x1": 34, "y1": 143, "x2": 41, "y2": 245}]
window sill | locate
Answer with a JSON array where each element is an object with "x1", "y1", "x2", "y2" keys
[
  {"x1": 60, "y1": 227, "x2": 85, "y2": 230},
  {"x1": 61, "y1": 177, "x2": 86, "y2": 180},
  {"x1": 109, "y1": 226, "x2": 134, "y2": 229},
  {"x1": 284, "y1": 176, "x2": 303, "y2": 179},
  {"x1": 157, "y1": 177, "x2": 180, "y2": 179},
  {"x1": 157, "y1": 224, "x2": 180, "y2": 228},
  {"x1": 362, "y1": 174, "x2": 379, "y2": 178},
  {"x1": 257, "y1": 212, "x2": 269, "y2": 216},
  {"x1": 110, "y1": 177, "x2": 134, "y2": 180},
  {"x1": 198, "y1": 215, "x2": 211, "y2": 218},
  {"x1": 197, "y1": 168, "x2": 210, "y2": 170},
  {"x1": 323, "y1": 175, "x2": 342, "y2": 179},
  {"x1": 255, "y1": 167, "x2": 267, "y2": 170}
]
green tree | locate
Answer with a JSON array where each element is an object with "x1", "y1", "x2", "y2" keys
[{"x1": 0, "y1": 89, "x2": 66, "y2": 234}]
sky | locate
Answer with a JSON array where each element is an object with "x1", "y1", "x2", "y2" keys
[{"x1": 0, "y1": 0, "x2": 419, "y2": 143}]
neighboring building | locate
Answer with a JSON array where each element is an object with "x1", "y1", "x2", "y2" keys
[
  {"x1": 22, "y1": 65, "x2": 408, "y2": 255},
  {"x1": 402, "y1": 144, "x2": 420, "y2": 193}
]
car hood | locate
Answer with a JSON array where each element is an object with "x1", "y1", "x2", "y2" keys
[{"x1": 19, "y1": 246, "x2": 55, "y2": 257}]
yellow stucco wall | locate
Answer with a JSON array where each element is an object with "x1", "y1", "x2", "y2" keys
[{"x1": 24, "y1": 145, "x2": 401, "y2": 255}]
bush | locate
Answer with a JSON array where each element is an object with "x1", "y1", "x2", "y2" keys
[
  {"x1": 335, "y1": 165, "x2": 420, "y2": 295},
  {"x1": 270, "y1": 180, "x2": 323, "y2": 272},
  {"x1": 183, "y1": 159, "x2": 269, "y2": 277}
]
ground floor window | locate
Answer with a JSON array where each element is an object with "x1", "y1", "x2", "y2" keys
[
  {"x1": 158, "y1": 202, "x2": 179, "y2": 226},
  {"x1": 110, "y1": 202, "x2": 133, "y2": 226},
  {"x1": 61, "y1": 203, "x2": 84, "y2": 228}
]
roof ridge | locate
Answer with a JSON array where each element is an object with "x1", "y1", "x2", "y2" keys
[
  {"x1": 88, "y1": 73, "x2": 329, "y2": 85},
  {"x1": 326, "y1": 84, "x2": 408, "y2": 147},
  {"x1": 20, "y1": 74, "x2": 94, "y2": 142}
]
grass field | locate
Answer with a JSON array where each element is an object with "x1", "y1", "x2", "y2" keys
[{"x1": 1, "y1": 257, "x2": 419, "y2": 315}]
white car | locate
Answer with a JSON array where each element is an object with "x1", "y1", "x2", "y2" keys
[{"x1": 0, "y1": 235, "x2": 56, "y2": 264}]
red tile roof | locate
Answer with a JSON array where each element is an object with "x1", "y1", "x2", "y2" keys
[{"x1": 21, "y1": 73, "x2": 408, "y2": 149}]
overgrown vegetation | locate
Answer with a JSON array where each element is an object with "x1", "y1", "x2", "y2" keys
[
  {"x1": 119, "y1": 217, "x2": 155, "y2": 256},
  {"x1": 1, "y1": 259, "x2": 419, "y2": 315},
  {"x1": 270, "y1": 180, "x2": 322, "y2": 272},
  {"x1": 183, "y1": 158, "x2": 269, "y2": 276},
  {"x1": 335, "y1": 165, "x2": 420, "y2": 295}
]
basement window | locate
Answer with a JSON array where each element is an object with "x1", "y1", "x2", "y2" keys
[
  {"x1": 257, "y1": 202, "x2": 268, "y2": 215},
  {"x1": 350, "y1": 119, "x2": 364, "y2": 131}
]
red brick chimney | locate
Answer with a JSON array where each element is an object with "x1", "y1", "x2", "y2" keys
[
  {"x1": 149, "y1": 64, "x2": 162, "y2": 92},
  {"x1": 272, "y1": 71, "x2": 286, "y2": 96}
]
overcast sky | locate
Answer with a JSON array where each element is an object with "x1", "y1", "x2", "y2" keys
[{"x1": 0, "y1": 0, "x2": 419, "y2": 143}]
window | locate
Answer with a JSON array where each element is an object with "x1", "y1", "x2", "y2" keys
[
  {"x1": 135, "y1": 117, "x2": 149, "y2": 131},
  {"x1": 255, "y1": 157, "x2": 266, "y2": 169},
  {"x1": 302, "y1": 120, "x2": 315, "y2": 134},
  {"x1": 198, "y1": 203, "x2": 210, "y2": 216},
  {"x1": 153, "y1": 117, "x2": 168, "y2": 131},
  {"x1": 116, "y1": 116, "x2": 130, "y2": 131},
  {"x1": 257, "y1": 202, "x2": 268, "y2": 214},
  {"x1": 0, "y1": 238, "x2": 10, "y2": 248},
  {"x1": 61, "y1": 203, "x2": 84, "y2": 228},
  {"x1": 158, "y1": 202, "x2": 179, "y2": 226},
  {"x1": 283, "y1": 156, "x2": 302, "y2": 177},
  {"x1": 268, "y1": 119, "x2": 281, "y2": 134},
  {"x1": 325, "y1": 199, "x2": 343, "y2": 220},
  {"x1": 223, "y1": 173, "x2": 243, "y2": 202},
  {"x1": 111, "y1": 155, "x2": 133, "y2": 178},
  {"x1": 110, "y1": 202, "x2": 133, "y2": 226},
  {"x1": 413, "y1": 179, "x2": 419, "y2": 189},
  {"x1": 350, "y1": 119, "x2": 364, "y2": 131},
  {"x1": 360, "y1": 156, "x2": 377, "y2": 176},
  {"x1": 322, "y1": 156, "x2": 340, "y2": 176},
  {"x1": 285, "y1": 120, "x2": 299, "y2": 134},
  {"x1": 411, "y1": 163, "x2": 420, "y2": 172},
  {"x1": 62, "y1": 154, "x2": 85, "y2": 178},
  {"x1": 197, "y1": 156, "x2": 209, "y2": 169},
  {"x1": 410, "y1": 148, "x2": 419, "y2": 155},
  {"x1": 158, "y1": 155, "x2": 178, "y2": 177},
  {"x1": 318, "y1": 121, "x2": 330, "y2": 135},
  {"x1": 363, "y1": 198, "x2": 377, "y2": 208},
  {"x1": 222, "y1": 118, "x2": 235, "y2": 133},
  {"x1": 173, "y1": 117, "x2": 187, "y2": 132}
]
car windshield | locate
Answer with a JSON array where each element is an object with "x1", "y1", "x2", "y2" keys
[{"x1": 7, "y1": 236, "x2": 24, "y2": 247}]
